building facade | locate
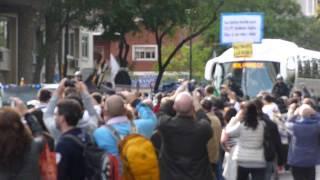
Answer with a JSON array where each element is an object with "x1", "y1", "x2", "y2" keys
[
  {"x1": 94, "y1": 27, "x2": 188, "y2": 88},
  {"x1": 0, "y1": 0, "x2": 44, "y2": 84},
  {"x1": 60, "y1": 27, "x2": 96, "y2": 77},
  {"x1": 0, "y1": 1, "x2": 99, "y2": 84},
  {"x1": 297, "y1": 0, "x2": 318, "y2": 16}
]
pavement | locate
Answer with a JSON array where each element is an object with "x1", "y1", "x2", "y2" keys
[
  {"x1": 278, "y1": 166, "x2": 320, "y2": 180},
  {"x1": 278, "y1": 171, "x2": 293, "y2": 180}
]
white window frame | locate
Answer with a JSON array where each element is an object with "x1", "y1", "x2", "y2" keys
[
  {"x1": 132, "y1": 45, "x2": 158, "y2": 61},
  {"x1": 0, "y1": 18, "x2": 8, "y2": 49},
  {"x1": 81, "y1": 33, "x2": 89, "y2": 59},
  {"x1": 68, "y1": 31, "x2": 75, "y2": 57}
]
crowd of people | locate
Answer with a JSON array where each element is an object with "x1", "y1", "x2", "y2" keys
[{"x1": 0, "y1": 74, "x2": 320, "y2": 180}]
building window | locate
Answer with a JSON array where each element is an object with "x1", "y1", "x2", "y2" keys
[
  {"x1": 68, "y1": 32, "x2": 75, "y2": 57},
  {"x1": 132, "y1": 45, "x2": 158, "y2": 61},
  {"x1": 0, "y1": 18, "x2": 8, "y2": 48},
  {"x1": 81, "y1": 34, "x2": 89, "y2": 58}
]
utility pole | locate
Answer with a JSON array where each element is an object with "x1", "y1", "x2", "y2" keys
[{"x1": 185, "y1": 9, "x2": 193, "y2": 80}]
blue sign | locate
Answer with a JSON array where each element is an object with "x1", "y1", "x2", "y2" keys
[{"x1": 220, "y1": 12, "x2": 264, "y2": 44}]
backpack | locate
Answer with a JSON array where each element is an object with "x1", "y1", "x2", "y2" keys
[
  {"x1": 64, "y1": 135, "x2": 120, "y2": 180},
  {"x1": 263, "y1": 121, "x2": 276, "y2": 162},
  {"x1": 106, "y1": 121, "x2": 160, "y2": 180}
]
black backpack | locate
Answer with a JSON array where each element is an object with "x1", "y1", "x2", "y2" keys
[
  {"x1": 64, "y1": 135, "x2": 119, "y2": 180},
  {"x1": 263, "y1": 121, "x2": 276, "y2": 162}
]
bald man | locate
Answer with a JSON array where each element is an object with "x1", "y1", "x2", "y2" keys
[
  {"x1": 93, "y1": 94, "x2": 157, "y2": 173},
  {"x1": 286, "y1": 104, "x2": 320, "y2": 180},
  {"x1": 157, "y1": 90, "x2": 213, "y2": 180}
]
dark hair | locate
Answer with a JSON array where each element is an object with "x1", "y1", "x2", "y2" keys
[
  {"x1": 201, "y1": 99, "x2": 213, "y2": 112},
  {"x1": 263, "y1": 94, "x2": 274, "y2": 103},
  {"x1": 205, "y1": 85, "x2": 215, "y2": 95},
  {"x1": 38, "y1": 89, "x2": 52, "y2": 103},
  {"x1": 91, "y1": 92, "x2": 102, "y2": 104},
  {"x1": 211, "y1": 97, "x2": 225, "y2": 110},
  {"x1": 243, "y1": 101, "x2": 259, "y2": 130},
  {"x1": 65, "y1": 95, "x2": 84, "y2": 111},
  {"x1": 30, "y1": 109, "x2": 48, "y2": 132},
  {"x1": 0, "y1": 108, "x2": 32, "y2": 169},
  {"x1": 253, "y1": 98, "x2": 263, "y2": 114},
  {"x1": 224, "y1": 107, "x2": 237, "y2": 124},
  {"x1": 288, "y1": 97, "x2": 299, "y2": 105},
  {"x1": 57, "y1": 99, "x2": 83, "y2": 126},
  {"x1": 293, "y1": 90, "x2": 302, "y2": 97}
]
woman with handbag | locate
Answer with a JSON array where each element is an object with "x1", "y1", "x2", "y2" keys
[{"x1": 225, "y1": 101, "x2": 266, "y2": 180}]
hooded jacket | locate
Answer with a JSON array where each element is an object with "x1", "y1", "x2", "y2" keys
[{"x1": 286, "y1": 114, "x2": 320, "y2": 167}]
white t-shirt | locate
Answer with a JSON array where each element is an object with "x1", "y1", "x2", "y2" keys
[{"x1": 262, "y1": 103, "x2": 280, "y2": 120}]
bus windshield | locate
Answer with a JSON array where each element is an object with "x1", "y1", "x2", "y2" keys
[{"x1": 219, "y1": 61, "x2": 280, "y2": 98}]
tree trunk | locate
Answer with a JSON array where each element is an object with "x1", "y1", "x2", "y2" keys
[
  {"x1": 118, "y1": 36, "x2": 129, "y2": 67},
  {"x1": 154, "y1": 68, "x2": 164, "y2": 92},
  {"x1": 123, "y1": 38, "x2": 129, "y2": 67},
  {"x1": 33, "y1": 29, "x2": 45, "y2": 83},
  {"x1": 33, "y1": 53, "x2": 45, "y2": 83},
  {"x1": 63, "y1": 23, "x2": 69, "y2": 77},
  {"x1": 45, "y1": 16, "x2": 59, "y2": 83},
  {"x1": 19, "y1": 9, "x2": 35, "y2": 83}
]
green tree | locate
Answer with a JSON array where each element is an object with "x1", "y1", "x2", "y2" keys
[
  {"x1": 184, "y1": 0, "x2": 316, "y2": 84},
  {"x1": 34, "y1": 0, "x2": 98, "y2": 83},
  {"x1": 86, "y1": 0, "x2": 140, "y2": 68},
  {"x1": 159, "y1": 41, "x2": 212, "y2": 81},
  {"x1": 294, "y1": 17, "x2": 320, "y2": 51},
  {"x1": 138, "y1": 0, "x2": 224, "y2": 91}
]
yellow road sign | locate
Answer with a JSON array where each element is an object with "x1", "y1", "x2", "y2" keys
[{"x1": 233, "y1": 43, "x2": 253, "y2": 58}]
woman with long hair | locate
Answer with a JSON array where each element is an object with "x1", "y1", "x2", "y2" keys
[
  {"x1": 225, "y1": 101, "x2": 266, "y2": 180},
  {"x1": 0, "y1": 107, "x2": 43, "y2": 180}
]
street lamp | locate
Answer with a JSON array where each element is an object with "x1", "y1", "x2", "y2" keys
[{"x1": 185, "y1": 9, "x2": 193, "y2": 80}]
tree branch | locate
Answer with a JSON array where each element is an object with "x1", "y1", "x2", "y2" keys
[
  {"x1": 163, "y1": 1, "x2": 223, "y2": 69},
  {"x1": 159, "y1": 22, "x2": 174, "y2": 42}
]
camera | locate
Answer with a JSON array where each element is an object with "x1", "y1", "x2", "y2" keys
[{"x1": 64, "y1": 79, "x2": 76, "y2": 87}]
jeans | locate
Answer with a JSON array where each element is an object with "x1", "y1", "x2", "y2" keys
[
  {"x1": 237, "y1": 166, "x2": 266, "y2": 180},
  {"x1": 265, "y1": 161, "x2": 278, "y2": 180},
  {"x1": 215, "y1": 147, "x2": 225, "y2": 180},
  {"x1": 291, "y1": 166, "x2": 315, "y2": 180}
]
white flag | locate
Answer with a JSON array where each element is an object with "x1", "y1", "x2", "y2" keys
[{"x1": 110, "y1": 54, "x2": 120, "y2": 82}]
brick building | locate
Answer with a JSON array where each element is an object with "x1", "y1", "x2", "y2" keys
[{"x1": 94, "y1": 27, "x2": 188, "y2": 88}]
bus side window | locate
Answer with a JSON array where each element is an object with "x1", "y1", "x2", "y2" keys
[
  {"x1": 304, "y1": 61, "x2": 311, "y2": 78},
  {"x1": 312, "y1": 59, "x2": 318, "y2": 79},
  {"x1": 298, "y1": 60, "x2": 303, "y2": 77}
]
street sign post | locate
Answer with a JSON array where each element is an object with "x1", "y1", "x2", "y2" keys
[{"x1": 220, "y1": 12, "x2": 264, "y2": 44}]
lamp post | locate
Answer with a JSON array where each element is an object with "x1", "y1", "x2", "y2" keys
[{"x1": 185, "y1": 9, "x2": 193, "y2": 80}]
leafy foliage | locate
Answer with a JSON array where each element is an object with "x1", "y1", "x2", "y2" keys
[{"x1": 137, "y1": 0, "x2": 223, "y2": 91}]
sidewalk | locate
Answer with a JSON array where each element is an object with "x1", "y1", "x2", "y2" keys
[{"x1": 279, "y1": 165, "x2": 320, "y2": 180}]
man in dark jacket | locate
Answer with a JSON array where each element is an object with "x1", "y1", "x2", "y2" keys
[
  {"x1": 157, "y1": 84, "x2": 213, "y2": 180},
  {"x1": 272, "y1": 75, "x2": 289, "y2": 98},
  {"x1": 226, "y1": 75, "x2": 243, "y2": 98},
  {"x1": 55, "y1": 99, "x2": 91, "y2": 180}
]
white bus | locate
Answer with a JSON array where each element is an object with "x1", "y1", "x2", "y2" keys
[{"x1": 204, "y1": 39, "x2": 320, "y2": 98}]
